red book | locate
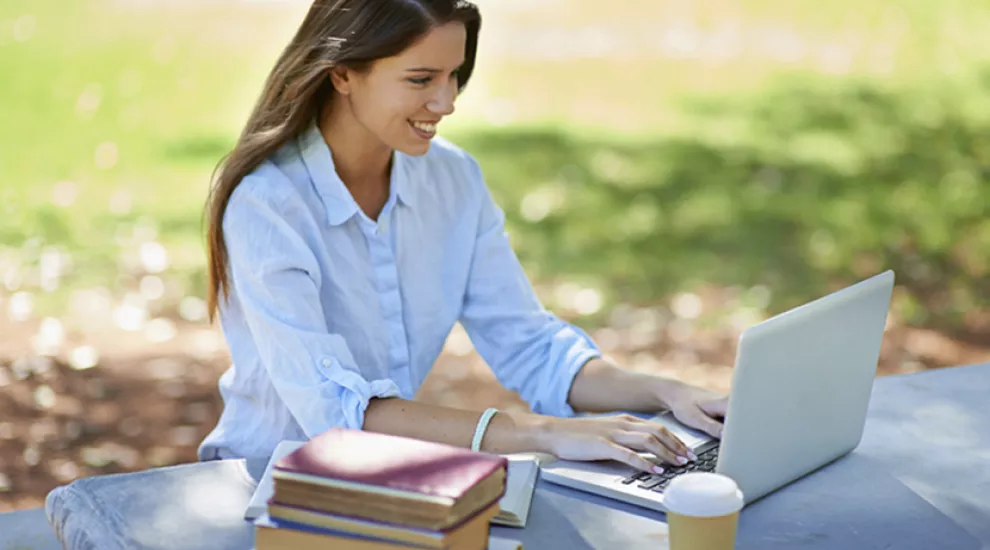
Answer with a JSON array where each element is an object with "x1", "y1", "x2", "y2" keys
[{"x1": 271, "y1": 428, "x2": 508, "y2": 530}]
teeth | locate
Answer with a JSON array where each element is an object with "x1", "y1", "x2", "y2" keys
[{"x1": 412, "y1": 121, "x2": 437, "y2": 133}]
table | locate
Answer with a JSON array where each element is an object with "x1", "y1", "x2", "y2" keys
[
  {"x1": 44, "y1": 362, "x2": 990, "y2": 550},
  {"x1": 0, "y1": 507, "x2": 62, "y2": 550}
]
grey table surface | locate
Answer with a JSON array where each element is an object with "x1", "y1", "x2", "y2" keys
[{"x1": 43, "y1": 362, "x2": 990, "y2": 550}]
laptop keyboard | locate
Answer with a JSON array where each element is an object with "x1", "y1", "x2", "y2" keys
[{"x1": 619, "y1": 444, "x2": 720, "y2": 493}]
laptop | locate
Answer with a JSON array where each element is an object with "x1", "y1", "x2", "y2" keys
[{"x1": 541, "y1": 270, "x2": 895, "y2": 512}]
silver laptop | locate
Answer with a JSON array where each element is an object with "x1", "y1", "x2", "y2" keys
[{"x1": 541, "y1": 270, "x2": 895, "y2": 512}]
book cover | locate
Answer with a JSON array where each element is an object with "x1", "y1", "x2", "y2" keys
[
  {"x1": 251, "y1": 443, "x2": 545, "y2": 526},
  {"x1": 274, "y1": 428, "x2": 509, "y2": 502},
  {"x1": 266, "y1": 499, "x2": 499, "y2": 548},
  {"x1": 254, "y1": 513, "x2": 520, "y2": 550},
  {"x1": 254, "y1": 513, "x2": 426, "y2": 549}
]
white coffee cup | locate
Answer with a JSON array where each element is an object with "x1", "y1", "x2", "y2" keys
[{"x1": 662, "y1": 473, "x2": 744, "y2": 550}]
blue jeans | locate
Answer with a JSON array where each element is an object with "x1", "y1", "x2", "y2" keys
[{"x1": 45, "y1": 457, "x2": 267, "y2": 550}]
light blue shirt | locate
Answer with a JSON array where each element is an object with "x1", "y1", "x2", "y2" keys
[{"x1": 198, "y1": 120, "x2": 602, "y2": 460}]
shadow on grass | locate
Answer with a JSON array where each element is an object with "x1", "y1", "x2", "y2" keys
[
  {"x1": 11, "y1": 70, "x2": 988, "y2": 345},
  {"x1": 456, "y1": 73, "x2": 990, "y2": 341}
]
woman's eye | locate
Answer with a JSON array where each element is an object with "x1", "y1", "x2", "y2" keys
[{"x1": 408, "y1": 76, "x2": 432, "y2": 86}]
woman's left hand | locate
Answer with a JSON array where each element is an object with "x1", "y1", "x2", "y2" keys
[{"x1": 662, "y1": 381, "x2": 729, "y2": 439}]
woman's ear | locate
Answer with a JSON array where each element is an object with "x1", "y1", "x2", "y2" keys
[{"x1": 329, "y1": 65, "x2": 352, "y2": 95}]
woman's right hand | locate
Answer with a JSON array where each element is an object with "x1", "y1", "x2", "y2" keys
[{"x1": 540, "y1": 414, "x2": 695, "y2": 473}]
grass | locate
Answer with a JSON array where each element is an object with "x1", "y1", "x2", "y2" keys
[
  {"x1": 454, "y1": 74, "x2": 990, "y2": 333},
  {"x1": 464, "y1": 0, "x2": 990, "y2": 132},
  {"x1": 1, "y1": 0, "x2": 989, "y2": 337}
]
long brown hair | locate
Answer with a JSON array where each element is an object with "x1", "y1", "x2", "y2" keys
[{"x1": 204, "y1": 0, "x2": 481, "y2": 323}]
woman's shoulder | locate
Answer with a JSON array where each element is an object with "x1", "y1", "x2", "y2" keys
[
  {"x1": 230, "y1": 148, "x2": 312, "y2": 215},
  {"x1": 223, "y1": 155, "x2": 320, "y2": 241}
]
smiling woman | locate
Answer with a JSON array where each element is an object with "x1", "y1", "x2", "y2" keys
[
  {"x1": 333, "y1": 21, "x2": 467, "y2": 147},
  {"x1": 199, "y1": 0, "x2": 729, "y2": 474},
  {"x1": 321, "y1": 19, "x2": 469, "y2": 217},
  {"x1": 205, "y1": 0, "x2": 480, "y2": 292}
]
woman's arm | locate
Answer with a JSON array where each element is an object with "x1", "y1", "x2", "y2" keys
[
  {"x1": 363, "y1": 396, "x2": 691, "y2": 472},
  {"x1": 363, "y1": 357, "x2": 730, "y2": 452},
  {"x1": 567, "y1": 358, "x2": 674, "y2": 413},
  {"x1": 360, "y1": 357, "x2": 727, "y2": 469},
  {"x1": 568, "y1": 358, "x2": 728, "y2": 438},
  {"x1": 363, "y1": 397, "x2": 546, "y2": 454}
]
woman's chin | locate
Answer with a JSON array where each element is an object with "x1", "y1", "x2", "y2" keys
[{"x1": 395, "y1": 139, "x2": 432, "y2": 157}]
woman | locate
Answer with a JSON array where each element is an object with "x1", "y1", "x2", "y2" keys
[{"x1": 199, "y1": 0, "x2": 727, "y2": 474}]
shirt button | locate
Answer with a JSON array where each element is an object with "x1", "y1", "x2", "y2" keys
[
  {"x1": 322, "y1": 359, "x2": 332, "y2": 367},
  {"x1": 377, "y1": 222, "x2": 387, "y2": 235}
]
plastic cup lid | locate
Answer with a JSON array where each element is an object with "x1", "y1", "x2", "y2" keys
[{"x1": 662, "y1": 473, "x2": 744, "y2": 517}]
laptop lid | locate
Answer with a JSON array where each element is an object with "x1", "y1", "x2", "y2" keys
[{"x1": 716, "y1": 270, "x2": 895, "y2": 503}]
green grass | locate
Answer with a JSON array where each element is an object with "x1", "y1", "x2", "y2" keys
[
  {"x1": 1, "y1": 0, "x2": 988, "y2": 337},
  {"x1": 1, "y1": 0, "x2": 298, "y2": 314},
  {"x1": 454, "y1": 73, "x2": 990, "y2": 332},
  {"x1": 462, "y1": 0, "x2": 990, "y2": 132}
]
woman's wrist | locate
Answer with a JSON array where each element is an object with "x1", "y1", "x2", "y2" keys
[
  {"x1": 482, "y1": 410, "x2": 555, "y2": 454},
  {"x1": 521, "y1": 413, "x2": 560, "y2": 454},
  {"x1": 519, "y1": 413, "x2": 565, "y2": 456}
]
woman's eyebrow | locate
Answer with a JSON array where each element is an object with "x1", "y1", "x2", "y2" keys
[{"x1": 405, "y1": 63, "x2": 464, "y2": 73}]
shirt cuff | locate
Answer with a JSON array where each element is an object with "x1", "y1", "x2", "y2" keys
[
  {"x1": 539, "y1": 325, "x2": 602, "y2": 418},
  {"x1": 320, "y1": 357, "x2": 401, "y2": 431}
]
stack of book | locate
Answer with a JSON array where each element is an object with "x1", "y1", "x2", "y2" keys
[{"x1": 253, "y1": 427, "x2": 510, "y2": 550}]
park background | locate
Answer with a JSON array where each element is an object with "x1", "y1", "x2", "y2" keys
[{"x1": 1, "y1": 0, "x2": 989, "y2": 511}]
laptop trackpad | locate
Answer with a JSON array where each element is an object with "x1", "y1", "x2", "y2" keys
[{"x1": 648, "y1": 411, "x2": 716, "y2": 452}]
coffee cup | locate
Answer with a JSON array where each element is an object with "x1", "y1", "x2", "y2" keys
[{"x1": 662, "y1": 472, "x2": 744, "y2": 550}]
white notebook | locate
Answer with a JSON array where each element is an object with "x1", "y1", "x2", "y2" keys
[
  {"x1": 244, "y1": 440, "x2": 548, "y2": 530},
  {"x1": 490, "y1": 453, "x2": 552, "y2": 527},
  {"x1": 244, "y1": 440, "x2": 306, "y2": 520}
]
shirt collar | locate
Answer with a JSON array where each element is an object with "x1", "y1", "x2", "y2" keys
[
  {"x1": 297, "y1": 119, "x2": 416, "y2": 227},
  {"x1": 394, "y1": 157, "x2": 417, "y2": 209}
]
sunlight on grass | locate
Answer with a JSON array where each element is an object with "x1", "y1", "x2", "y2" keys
[{"x1": 1, "y1": 0, "x2": 989, "y2": 333}]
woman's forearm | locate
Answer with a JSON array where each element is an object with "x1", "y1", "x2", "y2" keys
[
  {"x1": 567, "y1": 358, "x2": 684, "y2": 414},
  {"x1": 363, "y1": 397, "x2": 550, "y2": 454},
  {"x1": 362, "y1": 358, "x2": 686, "y2": 453}
]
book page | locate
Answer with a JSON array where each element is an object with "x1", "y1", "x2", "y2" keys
[
  {"x1": 245, "y1": 440, "x2": 307, "y2": 520},
  {"x1": 493, "y1": 455, "x2": 541, "y2": 527}
]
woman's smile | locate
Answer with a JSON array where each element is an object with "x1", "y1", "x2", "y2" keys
[{"x1": 410, "y1": 119, "x2": 439, "y2": 139}]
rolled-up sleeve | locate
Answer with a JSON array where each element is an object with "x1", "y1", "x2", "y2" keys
[
  {"x1": 223, "y1": 180, "x2": 400, "y2": 436},
  {"x1": 458, "y1": 159, "x2": 602, "y2": 417}
]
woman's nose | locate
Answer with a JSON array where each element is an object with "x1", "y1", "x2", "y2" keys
[{"x1": 427, "y1": 80, "x2": 457, "y2": 116}]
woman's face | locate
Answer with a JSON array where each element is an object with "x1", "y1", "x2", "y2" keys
[{"x1": 340, "y1": 21, "x2": 466, "y2": 156}]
